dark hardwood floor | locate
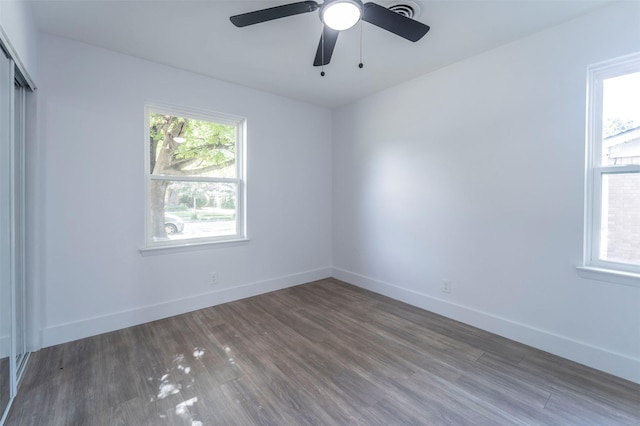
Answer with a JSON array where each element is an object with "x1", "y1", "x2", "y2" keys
[
  {"x1": 7, "y1": 279, "x2": 640, "y2": 425},
  {"x1": 1, "y1": 356, "x2": 9, "y2": 417}
]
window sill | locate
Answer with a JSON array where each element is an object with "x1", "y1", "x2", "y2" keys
[
  {"x1": 139, "y1": 238, "x2": 250, "y2": 256},
  {"x1": 576, "y1": 266, "x2": 640, "y2": 288}
]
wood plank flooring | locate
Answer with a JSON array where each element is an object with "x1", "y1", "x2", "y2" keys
[
  {"x1": 6, "y1": 279, "x2": 640, "y2": 425},
  {"x1": 1, "y1": 357, "x2": 9, "y2": 418}
]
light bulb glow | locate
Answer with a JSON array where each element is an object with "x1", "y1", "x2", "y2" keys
[{"x1": 322, "y1": 1, "x2": 362, "y2": 31}]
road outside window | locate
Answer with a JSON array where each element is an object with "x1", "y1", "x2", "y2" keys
[{"x1": 145, "y1": 106, "x2": 246, "y2": 248}]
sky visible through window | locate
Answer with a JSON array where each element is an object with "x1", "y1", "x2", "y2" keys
[{"x1": 603, "y1": 71, "x2": 640, "y2": 126}]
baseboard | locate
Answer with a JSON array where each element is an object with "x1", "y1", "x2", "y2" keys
[
  {"x1": 41, "y1": 267, "x2": 332, "y2": 348},
  {"x1": 332, "y1": 267, "x2": 640, "y2": 385}
]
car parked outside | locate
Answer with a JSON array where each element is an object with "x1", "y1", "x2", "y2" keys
[{"x1": 164, "y1": 213, "x2": 184, "y2": 234}]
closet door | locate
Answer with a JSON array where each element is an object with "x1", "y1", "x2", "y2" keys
[
  {"x1": 0, "y1": 49, "x2": 14, "y2": 421},
  {"x1": 11, "y1": 80, "x2": 26, "y2": 378},
  {"x1": 13, "y1": 83, "x2": 26, "y2": 378}
]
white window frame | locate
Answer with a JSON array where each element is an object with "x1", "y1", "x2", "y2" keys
[
  {"x1": 142, "y1": 103, "x2": 247, "y2": 254},
  {"x1": 578, "y1": 52, "x2": 640, "y2": 287}
]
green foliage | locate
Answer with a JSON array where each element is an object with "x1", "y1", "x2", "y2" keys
[
  {"x1": 179, "y1": 193, "x2": 209, "y2": 209},
  {"x1": 149, "y1": 112, "x2": 236, "y2": 176},
  {"x1": 166, "y1": 203, "x2": 189, "y2": 212},
  {"x1": 148, "y1": 113, "x2": 169, "y2": 148},
  {"x1": 221, "y1": 197, "x2": 235, "y2": 209},
  {"x1": 149, "y1": 112, "x2": 238, "y2": 236}
]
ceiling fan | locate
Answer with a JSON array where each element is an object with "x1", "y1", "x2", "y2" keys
[{"x1": 230, "y1": 0, "x2": 430, "y2": 69}]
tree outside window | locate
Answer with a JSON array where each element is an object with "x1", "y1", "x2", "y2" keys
[{"x1": 146, "y1": 106, "x2": 245, "y2": 247}]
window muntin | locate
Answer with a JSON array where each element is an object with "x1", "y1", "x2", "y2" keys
[
  {"x1": 145, "y1": 106, "x2": 246, "y2": 248},
  {"x1": 585, "y1": 54, "x2": 640, "y2": 276}
]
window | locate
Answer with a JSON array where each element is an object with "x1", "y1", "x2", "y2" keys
[
  {"x1": 145, "y1": 105, "x2": 246, "y2": 249},
  {"x1": 582, "y1": 53, "x2": 640, "y2": 282}
]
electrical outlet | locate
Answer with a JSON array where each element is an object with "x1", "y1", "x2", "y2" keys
[
  {"x1": 210, "y1": 271, "x2": 219, "y2": 286},
  {"x1": 442, "y1": 279, "x2": 452, "y2": 294}
]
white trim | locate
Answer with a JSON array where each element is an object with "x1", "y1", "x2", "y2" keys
[
  {"x1": 576, "y1": 266, "x2": 640, "y2": 288},
  {"x1": 149, "y1": 175, "x2": 239, "y2": 183},
  {"x1": 144, "y1": 104, "x2": 247, "y2": 249},
  {"x1": 597, "y1": 165, "x2": 640, "y2": 174},
  {"x1": 139, "y1": 237, "x2": 250, "y2": 256},
  {"x1": 589, "y1": 170, "x2": 640, "y2": 275},
  {"x1": 41, "y1": 267, "x2": 332, "y2": 348},
  {"x1": 146, "y1": 101, "x2": 243, "y2": 128},
  {"x1": 583, "y1": 52, "x2": 640, "y2": 275},
  {"x1": 8, "y1": 58, "x2": 17, "y2": 400},
  {"x1": 0, "y1": 26, "x2": 36, "y2": 91},
  {"x1": 17, "y1": 86, "x2": 26, "y2": 366},
  {"x1": 333, "y1": 267, "x2": 640, "y2": 384}
]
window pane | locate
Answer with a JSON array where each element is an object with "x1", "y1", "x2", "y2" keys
[
  {"x1": 150, "y1": 181, "x2": 238, "y2": 242},
  {"x1": 149, "y1": 112, "x2": 236, "y2": 178},
  {"x1": 599, "y1": 172, "x2": 640, "y2": 265},
  {"x1": 601, "y1": 72, "x2": 640, "y2": 166}
]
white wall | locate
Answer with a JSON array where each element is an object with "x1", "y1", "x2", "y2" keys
[
  {"x1": 36, "y1": 34, "x2": 332, "y2": 347},
  {"x1": 0, "y1": 0, "x2": 38, "y2": 85},
  {"x1": 30, "y1": 1, "x2": 640, "y2": 385},
  {"x1": 332, "y1": 1, "x2": 640, "y2": 383}
]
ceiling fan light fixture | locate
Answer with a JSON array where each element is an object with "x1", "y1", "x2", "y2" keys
[{"x1": 321, "y1": 0, "x2": 362, "y2": 31}]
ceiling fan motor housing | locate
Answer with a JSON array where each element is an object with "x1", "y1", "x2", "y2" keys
[{"x1": 320, "y1": 0, "x2": 364, "y2": 31}]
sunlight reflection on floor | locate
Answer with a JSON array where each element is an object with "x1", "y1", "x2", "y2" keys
[{"x1": 150, "y1": 347, "x2": 206, "y2": 425}]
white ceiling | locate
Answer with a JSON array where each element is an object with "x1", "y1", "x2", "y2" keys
[{"x1": 30, "y1": 0, "x2": 610, "y2": 107}]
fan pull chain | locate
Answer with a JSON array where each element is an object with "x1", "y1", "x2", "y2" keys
[
  {"x1": 359, "y1": 21, "x2": 363, "y2": 68},
  {"x1": 321, "y1": 23, "x2": 326, "y2": 77},
  {"x1": 358, "y1": 20, "x2": 364, "y2": 69}
]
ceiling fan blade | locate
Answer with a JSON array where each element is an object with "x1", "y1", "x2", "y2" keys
[
  {"x1": 230, "y1": 1, "x2": 318, "y2": 27},
  {"x1": 313, "y1": 27, "x2": 340, "y2": 66},
  {"x1": 362, "y1": 2, "x2": 430, "y2": 42}
]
